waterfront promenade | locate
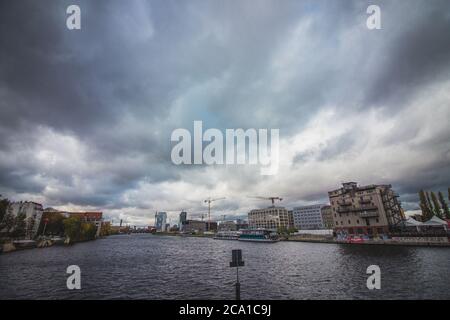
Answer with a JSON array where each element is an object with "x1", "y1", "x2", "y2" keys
[{"x1": 1, "y1": 234, "x2": 450, "y2": 300}]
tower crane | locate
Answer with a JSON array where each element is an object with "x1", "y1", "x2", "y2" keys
[
  {"x1": 204, "y1": 197, "x2": 226, "y2": 230},
  {"x1": 248, "y1": 196, "x2": 283, "y2": 207}
]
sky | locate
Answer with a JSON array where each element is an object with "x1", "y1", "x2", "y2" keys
[{"x1": 1, "y1": 0, "x2": 450, "y2": 226}]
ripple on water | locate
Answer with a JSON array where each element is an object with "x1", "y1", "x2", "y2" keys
[{"x1": 1, "y1": 234, "x2": 450, "y2": 299}]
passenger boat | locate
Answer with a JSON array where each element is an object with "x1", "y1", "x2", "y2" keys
[
  {"x1": 238, "y1": 229, "x2": 279, "y2": 243},
  {"x1": 213, "y1": 231, "x2": 240, "y2": 240}
]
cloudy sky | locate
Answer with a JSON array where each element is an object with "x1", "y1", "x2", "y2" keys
[{"x1": 1, "y1": 0, "x2": 450, "y2": 226}]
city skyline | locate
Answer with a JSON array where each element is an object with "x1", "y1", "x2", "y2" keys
[{"x1": 1, "y1": 0, "x2": 450, "y2": 226}]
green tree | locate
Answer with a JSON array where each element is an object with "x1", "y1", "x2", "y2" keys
[
  {"x1": 277, "y1": 226, "x2": 288, "y2": 235},
  {"x1": 0, "y1": 211, "x2": 15, "y2": 236},
  {"x1": 10, "y1": 212, "x2": 27, "y2": 239},
  {"x1": 438, "y1": 191, "x2": 450, "y2": 219},
  {"x1": 419, "y1": 190, "x2": 432, "y2": 220},
  {"x1": 287, "y1": 227, "x2": 298, "y2": 235},
  {"x1": 63, "y1": 216, "x2": 82, "y2": 242},
  {"x1": 80, "y1": 222, "x2": 97, "y2": 241},
  {"x1": 431, "y1": 192, "x2": 442, "y2": 218},
  {"x1": 38, "y1": 213, "x2": 66, "y2": 236},
  {"x1": 0, "y1": 195, "x2": 10, "y2": 223}
]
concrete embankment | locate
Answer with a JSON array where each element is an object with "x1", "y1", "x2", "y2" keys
[{"x1": 286, "y1": 236, "x2": 450, "y2": 247}]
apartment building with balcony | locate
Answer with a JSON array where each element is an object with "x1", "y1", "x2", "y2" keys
[{"x1": 328, "y1": 182, "x2": 404, "y2": 237}]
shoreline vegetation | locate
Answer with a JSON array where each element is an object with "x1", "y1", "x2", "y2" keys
[
  {"x1": 0, "y1": 195, "x2": 117, "y2": 254},
  {"x1": 2, "y1": 229, "x2": 449, "y2": 255}
]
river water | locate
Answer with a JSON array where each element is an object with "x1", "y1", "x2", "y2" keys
[{"x1": 1, "y1": 234, "x2": 449, "y2": 299}]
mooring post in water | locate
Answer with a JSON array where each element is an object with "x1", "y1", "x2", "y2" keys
[{"x1": 230, "y1": 249, "x2": 244, "y2": 300}]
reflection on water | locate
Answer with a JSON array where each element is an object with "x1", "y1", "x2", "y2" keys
[{"x1": 0, "y1": 234, "x2": 449, "y2": 299}]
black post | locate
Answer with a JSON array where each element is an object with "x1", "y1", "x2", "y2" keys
[
  {"x1": 235, "y1": 267, "x2": 240, "y2": 300},
  {"x1": 230, "y1": 249, "x2": 244, "y2": 300}
]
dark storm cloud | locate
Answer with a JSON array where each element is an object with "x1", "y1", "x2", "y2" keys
[
  {"x1": 0, "y1": 0, "x2": 449, "y2": 220},
  {"x1": 364, "y1": 0, "x2": 450, "y2": 107}
]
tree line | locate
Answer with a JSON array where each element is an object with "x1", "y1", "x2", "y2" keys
[
  {"x1": 0, "y1": 196, "x2": 101, "y2": 243},
  {"x1": 0, "y1": 197, "x2": 36, "y2": 239},
  {"x1": 418, "y1": 188, "x2": 450, "y2": 221}
]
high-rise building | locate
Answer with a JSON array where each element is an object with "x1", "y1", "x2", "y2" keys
[
  {"x1": 248, "y1": 206, "x2": 289, "y2": 231},
  {"x1": 179, "y1": 211, "x2": 187, "y2": 231},
  {"x1": 155, "y1": 212, "x2": 167, "y2": 232},
  {"x1": 328, "y1": 182, "x2": 403, "y2": 237},
  {"x1": 292, "y1": 204, "x2": 328, "y2": 230}
]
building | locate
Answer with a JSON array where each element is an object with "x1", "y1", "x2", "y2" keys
[
  {"x1": 328, "y1": 182, "x2": 403, "y2": 237},
  {"x1": 155, "y1": 212, "x2": 167, "y2": 232},
  {"x1": 218, "y1": 221, "x2": 237, "y2": 231},
  {"x1": 5, "y1": 201, "x2": 44, "y2": 238},
  {"x1": 206, "y1": 221, "x2": 217, "y2": 232},
  {"x1": 248, "y1": 206, "x2": 290, "y2": 231},
  {"x1": 288, "y1": 210, "x2": 294, "y2": 229},
  {"x1": 321, "y1": 205, "x2": 334, "y2": 229},
  {"x1": 179, "y1": 211, "x2": 187, "y2": 231},
  {"x1": 235, "y1": 219, "x2": 249, "y2": 230},
  {"x1": 183, "y1": 220, "x2": 206, "y2": 233},
  {"x1": 292, "y1": 204, "x2": 328, "y2": 230}
]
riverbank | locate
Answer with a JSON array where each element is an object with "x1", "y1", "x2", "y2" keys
[
  {"x1": 0, "y1": 236, "x2": 102, "y2": 254},
  {"x1": 151, "y1": 232, "x2": 450, "y2": 247},
  {"x1": 286, "y1": 236, "x2": 450, "y2": 247}
]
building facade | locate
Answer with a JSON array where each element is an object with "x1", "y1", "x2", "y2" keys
[
  {"x1": 6, "y1": 201, "x2": 44, "y2": 238},
  {"x1": 328, "y1": 182, "x2": 403, "y2": 237},
  {"x1": 292, "y1": 204, "x2": 328, "y2": 230},
  {"x1": 179, "y1": 211, "x2": 187, "y2": 231},
  {"x1": 235, "y1": 219, "x2": 249, "y2": 230},
  {"x1": 155, "y1": 212, "x2": 167, "y2": 232},
  {"x1": 218, "y1": 221, "x2": 237, "y2": 231},
  {"x1": 248, "y1": 206, "x2": 290, "y2": 231},
  {"x1": 183, "y1": 220, "x2": 206, "y2": 233},
  {"x1": 321, "y1": 205, "x2": 334, "y2": 229},
  {"x1": 288, "y1": 210, "x2": 294, "y2": 229}
]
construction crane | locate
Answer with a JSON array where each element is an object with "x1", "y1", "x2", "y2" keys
[
  {"x1": 204, "y1": 197, "x2": 226, "y2": 230},
  {"x1": 248, "y1": 196, "x2": 283, "y2": 207}
]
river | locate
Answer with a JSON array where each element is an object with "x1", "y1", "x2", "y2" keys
[{"x1": 1, "y1": 234, "x2": 449, "y2": 299}]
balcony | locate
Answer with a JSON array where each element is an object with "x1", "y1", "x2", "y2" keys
[
  {"x1": 338, "y1": 200, "x2": 352, "y2": 206},
  {"x1": 359, "y1": 198, "x2": 372, "y2": 204},
  {"x1": 359, "y1": 211, "x2": 379, "y2": 218}
]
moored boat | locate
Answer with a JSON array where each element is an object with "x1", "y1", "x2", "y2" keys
[
  {"x1": 238, "y1": 229, "x2": 279, "y2": 242},
  {"x1": 214, "y1": 231, "x2": 240, "y2": 240}
]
